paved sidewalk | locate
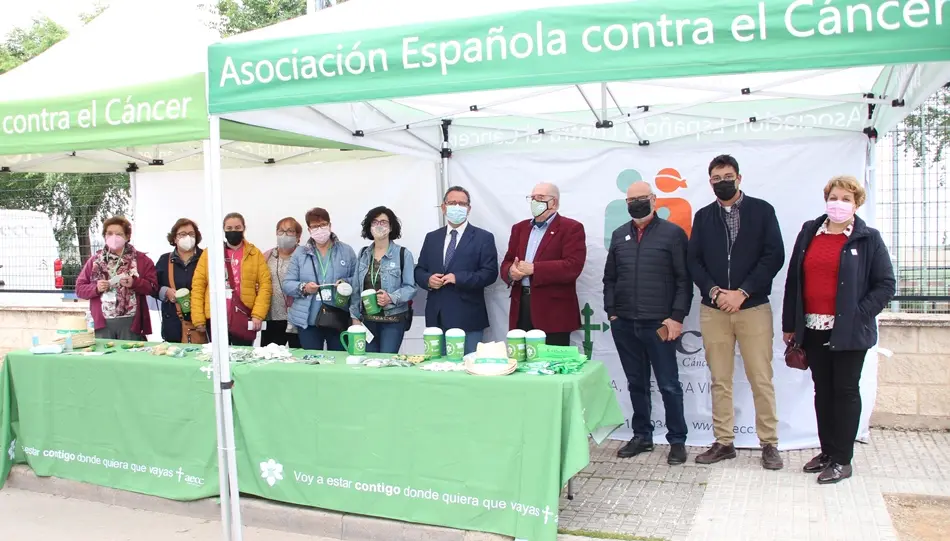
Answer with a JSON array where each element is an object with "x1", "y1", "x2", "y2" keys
[
  {"x1": 558, "y1": 429, "x2": 950, "y2": 541},
  {"x1": 0, "y1": 488, "x2": 333, "y2": 541}
]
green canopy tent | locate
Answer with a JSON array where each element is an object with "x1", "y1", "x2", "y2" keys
[
  {"x1": 0, "y1": 3, "x2": 382, "y2": 540},
  {"x1": 202, "y1": 1, "x2": 950, "y2": 540}
]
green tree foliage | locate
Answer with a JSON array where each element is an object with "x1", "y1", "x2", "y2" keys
[
  {"x1": 0, "y1": 17, "x2": 68, "y2": 75},
  {"x1": 897, "y1": 84, "x2": 950, "y2": 167},
  {"x1": 216, "y1": 0, "x2": 308, "y2": 37},
  {"x1": 0, "y1": 7, "x2": 126, "y2": 274}
]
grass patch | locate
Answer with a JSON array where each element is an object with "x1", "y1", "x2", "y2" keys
[{"x1": 557, "y1": 528, "x2": 668, "y2": 541}]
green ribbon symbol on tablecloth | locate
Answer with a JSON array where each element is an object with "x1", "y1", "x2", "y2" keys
[
  {"x1": 6, "y1": 439, "x2": 14, "y2": 461},
  {"x1": 580, "y1": 303, "x2": 609, "y2": 360}
]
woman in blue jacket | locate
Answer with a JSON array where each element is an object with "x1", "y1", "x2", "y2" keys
[
  {"x1": 350, "y1": 206, "x2": 418, "y2": 353},
  {"x1": 283, "y1": 208, "x2": 357, "y2": 351},
  {"x1": 782, "y1": 175, "x2": 895, "y2": 485}
]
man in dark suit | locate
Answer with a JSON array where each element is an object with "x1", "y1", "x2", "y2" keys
[
  {"x1": 500, "y1": 182, "x2": 586, "y2": 346},
  {"x1": 414, "y1": 186, "x2": 498, "y2": 354}
]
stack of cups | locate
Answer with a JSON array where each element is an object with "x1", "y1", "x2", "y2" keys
[
  {"x1": 506, "y1": 329, "x2": 527, "y2": 362},
  {"x1": 334, "y1": 282, "x2": 353, "y2": 309},
  {"x1": 525, "y1": 329, "x2": 547, "y2": 361},
  {"x1": 423, "y1": 327, "x2": 444, "y2": 359},
  {"x1": 445, "y1": 328, "x2": 466, "y2": 362}
]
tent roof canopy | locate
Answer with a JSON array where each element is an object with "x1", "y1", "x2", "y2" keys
[
  {"x1": 207, "y1": 0, "x2": 950, "y2": 159},
  {"x1": 0, "y1": 0, "x2": 382, "y2": 173}
]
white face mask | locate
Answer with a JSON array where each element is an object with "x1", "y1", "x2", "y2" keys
[
  {"x1": 177, "y1": 235, "x2": 195, "y2": 252},
  {"x1": 530, "y1": 199, "x2": 549, "y2": 218}
]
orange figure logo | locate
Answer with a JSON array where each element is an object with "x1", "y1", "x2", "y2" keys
[{"x1": 654, "y1": 167, "x2": 693, "y2": 237}]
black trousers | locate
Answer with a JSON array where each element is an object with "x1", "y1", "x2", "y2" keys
[
  {"x1": 804, "y1": 329, "x2": 866, "y2": 465},
  {"x1": 517, "y1": 288, "x2": 571, "y2": 347},
  {"x1": 261, "y1": 320, "x2": 302, "y2": 349}
]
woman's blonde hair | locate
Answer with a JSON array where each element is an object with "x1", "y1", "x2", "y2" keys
[{"x1": 823, "y1": 175, "x2": 866, "y2": 208}]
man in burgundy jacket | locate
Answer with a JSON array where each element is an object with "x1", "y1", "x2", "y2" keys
[{"x1": 500, "y1": 182, "x2": 587, "y2": 346}]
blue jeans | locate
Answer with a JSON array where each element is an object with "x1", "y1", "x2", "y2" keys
[
  {"x1": 364, "y1": 321, "x2": 406, "y2": 354},
  {"x1": 298, "y1": 325, "x2": 344, "y2": 352},
  {"x1": 439, "y1": 329, "x2": 483, "y2": 356},
  {"x1": 611, "y1": 317, "x2": 687, "y2": 445}
]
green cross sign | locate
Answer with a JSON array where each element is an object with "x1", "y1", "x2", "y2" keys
[{"x1": 580, "y1": 303, "x2": 609, "y2": 359}]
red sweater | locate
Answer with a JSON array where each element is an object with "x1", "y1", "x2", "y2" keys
[{"x1": 802, "y1": 233, "x2": 848, "y2": 316}]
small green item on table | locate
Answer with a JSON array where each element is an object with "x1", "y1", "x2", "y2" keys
[
  {"x1": 121, "y1": 343, "x2": 134, "y2": 350},
  {"x1": 535, "y1": 344, "x2": 581, "y2": 359}
]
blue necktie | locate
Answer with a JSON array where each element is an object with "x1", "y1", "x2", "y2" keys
[{"x1": 444, "y1": 229, "x2": 458, "y2": 269}]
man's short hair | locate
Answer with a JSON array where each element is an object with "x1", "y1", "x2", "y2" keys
[
  {"x1": 708, "y1": 154, "x2": 740, "y2": 176},
  {"x1": 443, "y1": 186, "x2": 471, "y2": 204}
]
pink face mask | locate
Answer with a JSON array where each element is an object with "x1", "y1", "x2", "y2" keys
[
  {"x1": 105, "y1": 235, "x2": 126, "y2": 251},
  {"x1": 826, "y1": 200, "x2": 855, "y2": 224}
]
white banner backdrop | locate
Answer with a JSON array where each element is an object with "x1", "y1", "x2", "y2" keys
[
  {"x1": 134, "y1": 155, "x2": 442, "y2": 348},
  {"x1": 452, "y1": 135, "x2": 874, "y2": 450}
]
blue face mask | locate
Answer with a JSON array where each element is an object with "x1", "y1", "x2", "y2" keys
[{"x1": 445, "y1": 205, "x2": 468, "y2": 225}]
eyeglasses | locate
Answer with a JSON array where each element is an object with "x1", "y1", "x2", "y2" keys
[
  {"x1": 709, "y1": 175, "x2": 737, "y2": 183},
  {"x1": 309, "y1": 223, "x2": 330, "y2": 230},
  {"x1": 175, "y1": 232, "x2": 195, "y2": 239},
  {"x1": 371, "y1": 220, "x2": 390, "y2": 227},
  {"x1": 276, "y1": 230, "x2": 296, "y2": 236},
  {"x1": 445, "y1": 201, "x2": 470, "y2": 208},
  {"x1": 526, "y1": 195, "x2": 554, "y2": 203},
  {"x1": 625, "y1": 196, "x2": 652, "y2": 203}
]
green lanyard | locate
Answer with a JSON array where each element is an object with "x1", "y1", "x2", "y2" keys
[
  {"x1": 314, "y1": 247, "x2": 331, "y2": 283},
  {"x1": 368, "y1": 257, "x2": 382, "y2": 287},
  {"x1": 107, "y1": 248, "x2": 124, "y2": 277}
]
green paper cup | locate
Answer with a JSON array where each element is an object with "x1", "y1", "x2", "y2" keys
[
  {"x1": 340, "y1": 325, "x2": 367, "y2": 355},
  {"x1": 525, "y1": 329, "x2": 546, "y2": 361},
  {"x1": 423, "y1": 327, "x2": 444, "y2": 359},
  {"x1": 445, "y1": 328, "x2": 466, "y2": 362},
  {"x1": 334, "y1": 282, "x2": 353, "y2": 309},
  {"x1": 361, "y1": 288, "x2": 381, "y2": 315},
  {"x1": 175, "y1": 288, "x2": 192, "y2": 315},
  {"x1": 506, "y1": 329, "x2": 527, "y2": 362}
]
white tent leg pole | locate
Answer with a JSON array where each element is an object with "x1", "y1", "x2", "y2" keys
[
  {"x1": 207, "y1": 116, "x2": 245, "y2": 541},
  {"x1": 202, "y1": 138, "x2": 232, "y2": 541},
  {"x1": 889, "y1": 133, "x2": 900, "y2": 313},
  {"x1": 438, "y1": 120, "x2": 451, "y2": 227},
  {"x1": 129, "y1": 170, "x2": 138, "y2": 222}
]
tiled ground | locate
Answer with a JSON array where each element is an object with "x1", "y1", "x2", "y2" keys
[{"x1": 558, "y1": 430, "x2": 950, "y2": 541}]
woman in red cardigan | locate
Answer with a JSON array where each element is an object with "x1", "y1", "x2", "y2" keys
[
  {"x1": 782, "y1": 175, "x2": 895, "y2": 485},
  {"x1": 76, "y1": 216, "x2": 158, "y2": 341}
]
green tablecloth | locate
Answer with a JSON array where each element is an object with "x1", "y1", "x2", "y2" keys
[{"x1": 0, "y1": 345, "x2": 622, "y2": 541}]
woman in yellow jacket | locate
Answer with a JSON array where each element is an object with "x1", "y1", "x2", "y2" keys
[{"x1": 192, "y1": 212, "x2": 271, "y2": 346}]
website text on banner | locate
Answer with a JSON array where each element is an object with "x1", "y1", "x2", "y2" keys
[
  {"x1": 453, "y1": 135, "x2": 873, "y2": 450},
  {"x1": 208, "y1": 0, "x2": 950, "y2": 112},
  {"x1": 0, "y1": 350, "x2": 219, "y2": 499}
]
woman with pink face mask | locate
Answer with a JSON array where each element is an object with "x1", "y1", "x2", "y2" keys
[
  {"x1": 283, "y1": 207, "x2": 357, "y2": 351},
  {"x1": 782, "y1": 175, "x2": 895, "y2": 486},
  {"x1": 76, "y1": 216, "x2": 158, "y2": 341}
]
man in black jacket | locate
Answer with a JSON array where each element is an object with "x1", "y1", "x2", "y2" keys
[
  {"x1": 688, "y1": 154, "x2": 785, "y2": 470},
  {"x1": 604, "y1": 181, "x2": 692, "y2": 465}
]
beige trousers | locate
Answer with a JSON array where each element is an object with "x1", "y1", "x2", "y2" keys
[{"x1": 699, "y1": 303, "x2": 778, "y2": 446}]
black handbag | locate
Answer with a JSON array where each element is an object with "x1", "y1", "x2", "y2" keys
[{"x1": 310, "y1": 254, "x2": 350, "y2": 332}]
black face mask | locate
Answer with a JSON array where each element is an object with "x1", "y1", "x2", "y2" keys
[
  {"x1": 225, "y1": 231, "x2": 244, "y2": 246},
  {"x1": 627, "y1": 200, "x2": 653, "y2": 220},
  {"x1": 713, "y1": 180, "x2": 738, "y2": 201}
]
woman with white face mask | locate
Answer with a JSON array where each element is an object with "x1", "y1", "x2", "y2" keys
[
  {"x1": 283, "y1": 207, "x2": 358, "y2": 351},
  {"x1": 350, "y1": 206, "x2": 418, "y2": 354},
  {"x1": 261, "y1": 217, "x2": 303, "y2": 349},
  {"x1": 76, "y1": 216, "x2": 158, "y2": 341},
  {"x1": 153, "y1": 218, "x2": 205, "y2": 344},
  {"x1": 782, "y1": 175, "x2": 895, "y2": 485}
]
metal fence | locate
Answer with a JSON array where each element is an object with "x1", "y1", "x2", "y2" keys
[
  {"x1": 0, "y1": 173, "x2": 131, "y2": 295},
  {"x1": 876, "y1": 85, "x2": 950, "y2": 314}
]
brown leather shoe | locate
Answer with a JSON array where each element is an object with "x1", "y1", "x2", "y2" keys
[
  {"x1": 762, "y1": 444, "x2": 784, "y2": 470},
  {"x1": 803, "y1": 453, "x2": 831, "y2": 473},
  {"x1": 817, "y1": 462, "x2": 853, "y2": 484},
  {"x1": 695, "y1": 442, "x2": 737, "y2": 464}
]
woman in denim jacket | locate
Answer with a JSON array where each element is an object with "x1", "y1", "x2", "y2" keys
[
  {"x1": 350, "y1": 206, "x2": 418, "y2": 353},
  {"x1": 283, "y1": 208, "x2": 357, "y2": 351}
]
